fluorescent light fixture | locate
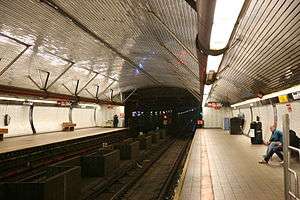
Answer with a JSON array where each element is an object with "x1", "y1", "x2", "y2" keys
[
  {"x1": 207, "y1": 55, "x2": 223, "y2": 71},
  {"x1": 231, "y1": 84, "x2": 300, "y2": 107},
  {"x1": 202, "y1": 85, "x2": 212, "y2": 107},
  {"x1": 0, "y1": 96, "x2": 57, "y2": 104},
  {"x1": 78, "y1": 103, "x2": 99, "y2": 108},
  {"x1": 0, "y1": 96, "x2": 25, "y2": 102},
  {"x1": 210, "y1": 0, "x2": 244, "y2": 49},
  {"x1": 205, "y1": 0, "x2": 244, "y2": 107},
  {"x1": 30, "y1": 99, "x2": 57, "y2": 104}
]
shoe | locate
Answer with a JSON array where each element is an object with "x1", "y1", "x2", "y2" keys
[
  {"x1": 259, "y1": 160, "x2": 268, "y2": 164},
  {"x1": 280, "y1": 161, "x2": 284, "y2": 165}
]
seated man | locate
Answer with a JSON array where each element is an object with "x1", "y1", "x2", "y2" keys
[{"x1": 259, "y1": 125, "x2": 283, "y2": 164}]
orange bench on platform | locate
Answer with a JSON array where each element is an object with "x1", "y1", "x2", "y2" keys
[
  {"x1": 0, "y1": 128, "x2": 8, "y2": 141},
  {"x1": 62, "y1": 122, "x2": 76, "y2": 131}
]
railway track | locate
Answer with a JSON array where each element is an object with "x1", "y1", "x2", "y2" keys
[
  {"x1": 86, "y1": 137, "x2": 192, "y2": 200},
  {"x1": 0, "y1": 129, "x2": 192, "y2": 200}
]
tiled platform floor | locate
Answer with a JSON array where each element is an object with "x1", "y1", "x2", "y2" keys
[
  {"x1": 180, "y1": 129, "x2": 284, "y2": 200},
  {"x1": 0, "y1": 127, "x2": 126, "y2": 154}
]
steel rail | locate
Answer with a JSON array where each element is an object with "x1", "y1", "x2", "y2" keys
[{"x1": 157, "y1": 138, "x2": 192, "y2": 199}]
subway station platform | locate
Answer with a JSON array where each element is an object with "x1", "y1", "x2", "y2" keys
[
  {"x1": 0, "y1": 127, "x2": 127, "y2": 154},
  {"x1": 178, "y1": 129, "x2": 284, "y2": 200}
]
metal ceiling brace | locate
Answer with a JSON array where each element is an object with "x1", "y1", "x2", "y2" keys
[
  {"x1": 79, "y1": 66, "x2": 119, "y2": 82},
  {"x1": 0, "y1": 33, "x2": 29, "y2": 46},
  {"x1": 123, "y1": 89, "x2": 137, "y2": 103},
  {"x1": 46, "y1": 62, "x2": 74, "y2": 90},
  {"x1": 41, "y1": 0, "x2": 161, "y2": 86},
  {"x1": 99, "y1": 81, "x2": 116, "y2": 96},
  {"x1": 62, "y1": 83, "x2": 74, "y2": 95},
  {"x1": 0, "y1": 46, "x2": 31, "y2": 77},
  {"x1": 184, "y1": 0, "x2": 197, "y2": 11},
  {"x1": 42, "y1": 71, "x2": 50, "y2": 90},
  {"x1": 45, "y1": 52, "x2": 118, "y2": 82},
  {"x1": 27, "y1": 75, "x2": 42, "y2": 90},
  {"x1": 85, "y1": 88, "x2": 95, "y2": 98},
  {"x1": 0, "y1": 33, "x2": 31, "y2": 77},
  {"x1": 110, "y1": 89, "x2": 113, "y2": 101},
  {"x1": 95, "y1": 85, "x2": 100, "y2": 99},
  {"x1": 74, "y1": 80, "x2": 80, "y2": 96},
  {"x1": 0, "y1": 84, "x2": 123, "y2": 105},
  {"x1": 76, "y1": 73, "x2": 98, "y2": 95}
]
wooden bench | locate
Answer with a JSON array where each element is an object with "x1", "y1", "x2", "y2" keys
[
  {"x1": 62, "y1": 122, "x2": 76, "y2": 131},
  {"x1": 0, "y1": 128, "x2": 8, "y2": 141}
]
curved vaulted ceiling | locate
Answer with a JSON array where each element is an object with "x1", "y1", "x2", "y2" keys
[
  {"x1": 0, "y1": 0, "x2": 203, "y2": 102},
  {"x1": 208, "y1": 0, "x2": 300, "y2": 104}
]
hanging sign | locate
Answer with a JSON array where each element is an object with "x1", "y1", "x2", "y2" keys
[
  {"x1": 286, "y1": 103, "x2": 292, "y2": 112},
  {"x1": 292, "y1": 91, "x2": 300, "y2": 100},
  {"x1": 278, "y1": 95, "x2": 288, "y2": 103}
]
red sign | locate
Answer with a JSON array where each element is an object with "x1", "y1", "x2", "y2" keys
[
  {"x1": 286, "y1": 103, "x2": 292, "y2": 112},
  {"x1": 207, "y1": 102, "x2": 222, "y2": 109},
  {"x1": 197, "y1": 119, "x2": 203, "y2": 125}
]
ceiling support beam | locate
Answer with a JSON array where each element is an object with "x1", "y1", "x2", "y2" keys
[
  {"x1": 95, "y1": 85, "x2": 100, "y2": 99},
  {"x1": 100, "y1": 81, "x2": 116, "y2": 96},
  {"x1": 62, "y1": 84, "x2": 74, "y2": 95},
  {"x1": 43, "y1": 71, "x2": 51, "y2": 90},
  {"x1": 85, "y1": 88, "x2": 95, "y2": 98},
  {"x1": 0, "y1": 45, "x2": 30, "y2": 77},
  {"x1": 0, "y1": 33, "x2": 31, "y2": 77},
  {"x1": 79, "y1": 66, "x2": 119, "y2": 82},
  {"x1": 0, "y1": 33, "x2": 29, "y2": 46},
  {"x1": 123, "y1": 89, "x2": 137, "y2": 103},
  {"x1": 0, "y1": 84, "x2": 123, "y2": 105},
  {"x1": 40, "y1": 0, "x2": 161, "y2": 86},
  {"x1": 46, "y1": 62, "x2": 74, "y2": 90},
  {"x1": 184, "y1": 0, "x2": 197, "y2": 11},
  {"x1": 77, "y1": 73, "x2": 98, "y2": 95},
  {"x1": 27, "y1": 75, "x2": 42, "y2": 90}
]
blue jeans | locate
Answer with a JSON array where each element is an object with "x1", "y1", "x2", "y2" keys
[
  {"x1": 264, "y1": 142, "x2": 283, "y2": 162},
  {"x1": 265, "y1": 142, "x2": 277, "y2": 156}
]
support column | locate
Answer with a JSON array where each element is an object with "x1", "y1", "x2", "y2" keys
[{"x1": 282, "y1": 114, "x2": 290, "y2": 200}]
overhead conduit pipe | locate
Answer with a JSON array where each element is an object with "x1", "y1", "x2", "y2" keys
[{"x1": 195, "y1": 0, "x2": 218, "y2": 103}]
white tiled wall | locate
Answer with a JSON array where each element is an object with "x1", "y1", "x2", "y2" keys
[
  {"x1": 203, "y1": 107, "x2": 233, "y2": 128},
  {"x1": 95, "y1": 105, "x2": 125, "y2": 127},
  {"x1": 276, "y1": 101, "x2": 300, "y2": 136},
  {"x1": 72, "y1": 108, "x2": 95, "y2": 128},
  {"x1": 33, "y1": 107, "x2": 69, "y2": 133},
  {"x1": 231, "y1": 101, "x2": 300, "y2": 139},
  {"x1": 0, "y1": 105, "x2": 32, "y2": 137},
  {"x1": 239, "y1": 108, "x2": 252, "y2": 134},
  {"x1": 0, "y1": 104, "x2": 125, "y2": 137}
]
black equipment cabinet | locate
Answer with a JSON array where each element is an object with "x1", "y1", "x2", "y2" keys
[
  {"x1": 250, "y1": 121, "x2": 263, "y2": 144},
  {"x1": 230, "y1": 117, "x2": 243, "y2": 135}
]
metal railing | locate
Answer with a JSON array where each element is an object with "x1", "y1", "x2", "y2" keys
[{"x1": 283, "y1": 114, "x2": 300, "y2": 200}]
